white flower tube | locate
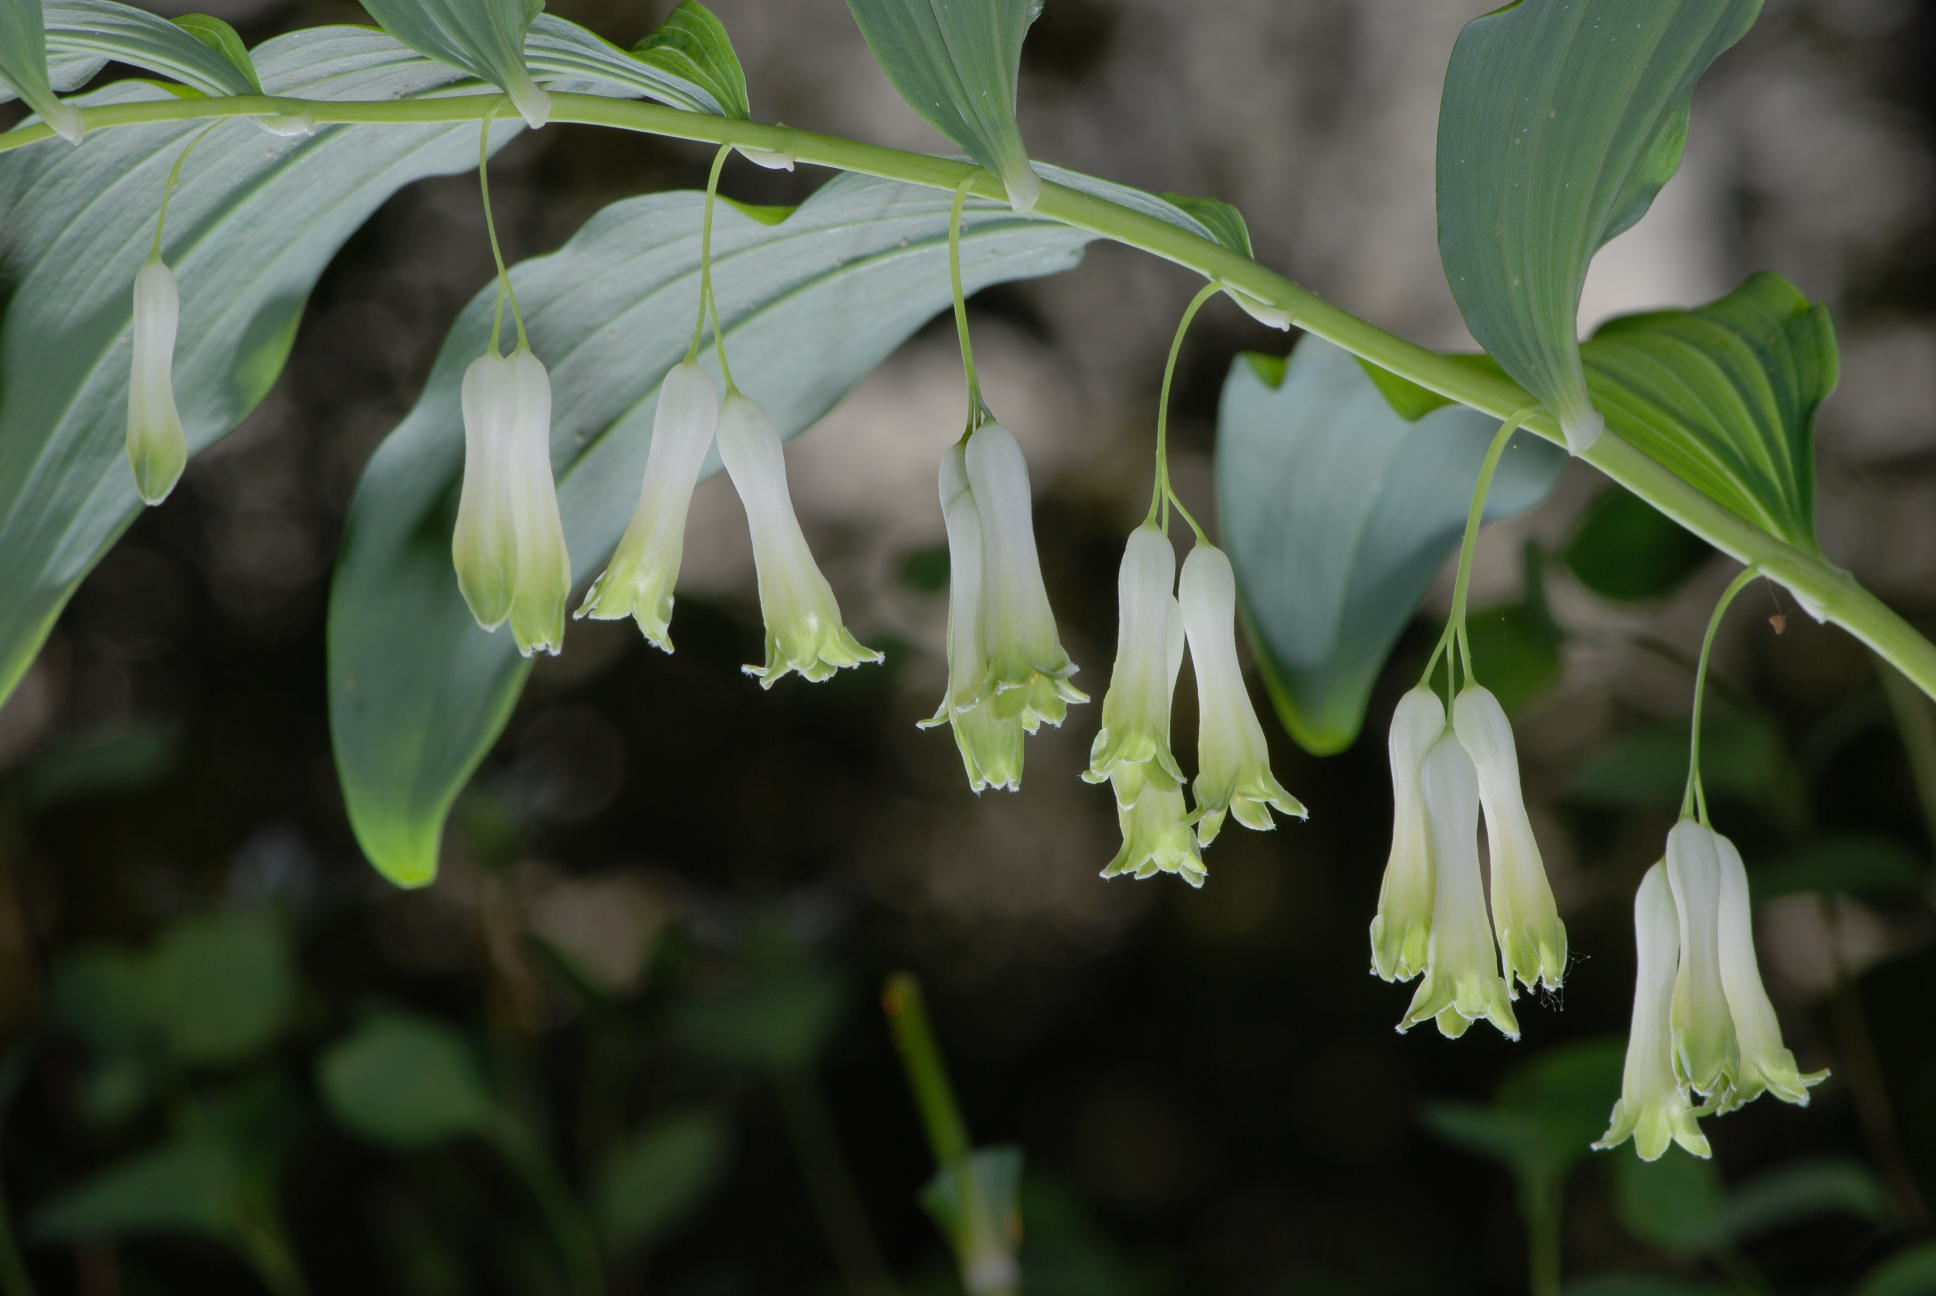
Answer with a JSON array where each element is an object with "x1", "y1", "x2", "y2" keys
[
  {"x1": 1665, "y1": 820, "x2": 1739, "y2": 1099},
  {"x1": 716, "y1": 392, "x2": 882, "y2": 686},
  {"x1": 575, "y1": 360, "x2": 720, "y2": 650},
  {"x1": 127, "y1": 259, "x2": 187, "y2": 506},
  {"x1": 963, "y1": 423, "x2": 1085, "y2": 730},
  {"x1": 452, "y1": 345, "x2": 571, "y2": 657},
  {"x1": 1401, "y1": 733, "x2": 1520, "y2": 1041},
  {"x1": 1085, "y1": 525, "x2": 1184, "y2": 804},
  {"x1": 1595, "y1": 862, "x2": 1711, "y2": 1161},
  {"x1": 1178, "y1": 543, "x2": 1305, "y2": 844},
  {"x1": 919, "y1": 441, "x2": 1024, "y2": 792},
  {"x1": 1371, "y1": 687, "x2": 1445, "y2": 984},
  {"x1": 1453, "y1": 684, "x2": 1567, "y2": 994},
  {"x1": 1712, "y1": 831, "x2": 1828, "y2": 1108}
]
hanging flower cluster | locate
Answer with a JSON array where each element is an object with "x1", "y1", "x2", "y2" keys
[{"x1": 1595, "y1": 820, "x2": 1827, "y2": 1161}]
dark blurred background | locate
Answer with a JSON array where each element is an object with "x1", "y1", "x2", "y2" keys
[{"x1": 2, "y1": 0, "x2": 1935, "y2": 1292}]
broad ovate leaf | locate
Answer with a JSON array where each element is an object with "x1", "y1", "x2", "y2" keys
[
  {"x1": 1216, "y1": 339, "x2": 1565, "y2": 755},
  {"x1": 328, "y1": 173, "x2": 1095, "y2": 887},
  {"x1": 37, "y1": 1, "x2": 261, "y2": 98},
  {"x1": 1437, "y1": 0, "x2": 1762, "y2": 453},
  {"x1": 0, "y1": 27, "x2": 519, "y2": 710},
  {"x1": 845, "y1": 0, "x2": 1042, "y2": 210}
]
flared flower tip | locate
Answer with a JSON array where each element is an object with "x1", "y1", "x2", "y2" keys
[
  {"x1": 1595, "y1": 862, "x2": 1712, "y2": 1161},
  {"x1": 452, "y1": 346, "x2": 570, "y2": 656},
  {"x1": 1178, "y1": 543, "x2": 1304, "y2": 845},
  {"x1": 1371, "y1": 686, "x2": 1446, "y2": 983},
  {"x1": 716, "y1": 393, "x2": 881, "y2": 687},
  {"x1": 1399, "y1": 733, "x2": 1520, "y2": 1041},
  {"x1": 127, "y1": 259, "x2": 187, "y2": 506},
  {"x1": 1712, "y1": 832, "x2": 1828, "y2": 1107},
  {"x1": 1452, "y1": 684, "x2": 1567, "y2": 994},
  {"x1": 575, "y1": 360, "x2": 722, "y2": 650},
  {"x1": 1665, "y1": 820, "x2": 1740, "y2": 1098},
  {"x1": 1100, "y1": 777, "x2": 1205, "y2": 889},
  {"x1": 1086, "y1": 525, "x2": 1183, "y2": 792}
]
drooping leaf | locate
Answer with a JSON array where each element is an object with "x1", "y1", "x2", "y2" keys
[
  {"x1": 357, "y1": 0, "x2": 550, "y2": 127},
  {"x1": 317, "y1": 1012, "x2": 499, "y2": 1151},
  {"x1": 1216, "y1": 338, "x2": 1566, "y2": 755},
  {"x1": 0, "y1": 0, "x2": 82, "y2": 138},
  {"x1": 1437, "y1": 0, "x2": 1762, "y2": 452},
  {"x1": 0, "y1": 27, "x2": 519, "y2": 713},
  {"x1": 1566, "y1": 485, "x2": 1711, "y2": 601},
  {"x1": 845, "y1": 0, "x2": 1042, "y2": 209},
  {"x1": 592, "y1": 1109, "x2": 733, "y2": 1255},
  {"x1": 33, "y1": 1, "x2": 261, "y2": 98},
  {"x1": 1581, "y1": 273, "x2": 1833, "y2": 551},
  {"x1": 630, "y1": 1, "x2": 748, "y2": 119},
  {"x1": 327, "y1": 172, "x2": 1094, "y2": 887}
]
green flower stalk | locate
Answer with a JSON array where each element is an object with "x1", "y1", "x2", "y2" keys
[
  {"x1": 1178, "y1": 542, "x2": 1305, "y2": 845},
  {"x1": 575, "y1": 359, "x2": 721, "y2": 649},
  {"x1": 452, "y1": 344, "x2": 571, "y2": 657},
  {"x1": 1595, "y1": 861, "x2": 1711, "y2": 1161},
  {"x1": 716, "y1": 391, "x2": 882, "y2": 686},
  {"x1": 1399, "y1": 732, "x2": 1520, "y2": 1041},
  {"x1": 127, "y1": 258, "x2": 187, "y2": 505},
  {"x1": 1085, "y1": 524, "x2": 1185, "y2": 805},
  {"x1": 1452, "y1": 683, "x2": 1567, "y2": 993},
  {"x1": 1371, "y1": 686, "x2": 1444, "y2": 984}
]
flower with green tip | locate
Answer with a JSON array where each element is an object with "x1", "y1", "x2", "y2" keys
[
  {"x1": 919, "y1": 440, "x2": 1026, "y2": 792},
  {"x1": 1453, "y1": 684, "x2": 1566, "y2": 993},
  {"x1": 1399, "y1": 733, "x2": 1520, "y2": 1041},
  {"x1": 1665, "y1": 819, "x2": 1739, "y2": 1098},
  {"x1": 575, "y1": 360, "x2": 720, "y2": 650},
  {"x1": 1100, "y1": 774, "x2": 1205, "y2": 889},
  {"x1": 716, "y1": 392, "x2": 882, "y2": 687},
  {"x1": 127, "y1": 258, "x2": 187, "y2": 506},
  {"x1": 1085, "y1": 525, "x2": 1185, "y2": 805},
  {"x1": 452, "y1": 344, "x2": 571, "y2": 657},
  {"x1": 1595, "y1": 862, "x2": 1711, "y2": 1161},
  {"x1": 1178, "y1": 542, "x2": 1305, "y2": 845},
  {"x1": 1371, "y1": 686, "x2": 1444, "y2": 984},
  {"x1": 962, "y1": 423, "x2": 1085, "y2": 729},
  {"x1": 1710, "y1": 828, "x2": 1829, "y2": 1110}
]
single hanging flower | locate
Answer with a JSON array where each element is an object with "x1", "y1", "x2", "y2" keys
[
  {"x1": 575, "y1": 360, "x2": 720, "y2": 650},
  {"x1": 963, "y1": 424, "x2": 1086, "y2": 729},
  {"x1": 919, "y1": 441, "x2": 1025, "y2": 792},
  {"x1": 1177, "y1": 543, "x2": 1305, "y2": 844},
  {"x1": 1371, "y1": 687, "x2": 1445, "y2": 984},
  {"x1": 1098, "y1": 593, "x2": 1204, "y2": 887},
  {"x1": 1594, "y1": 862, "x2": 1711, "y2": 1161},
  {"x1": 1452, "y1": 684, "x2": 1567, "y2": 993},
  {"x1": 1084, "y1": 525, "x2": 1185, "y2": 805},
  {"x1": 127, "y1": 258, "x2": 187, "y2": 505},
  {"x1": 1710, "y1": 828, "x2": 1828, "y2": 1109},
  {"x1": 1399, "y1": 732, "x2": 1520, "y2": 1040},
  {"x1": 452, "y1": 344, "x2": 572, "y2": 656},
  {"x1": 1664, "y1": 819, "x2": 1739, "y2": 1100},
  {"x1": 716, "y1": 392, "x2": 882, "y2": 686}
]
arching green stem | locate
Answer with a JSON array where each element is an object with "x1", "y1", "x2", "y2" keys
[
  {"x1": 689, "y1": 142, "x2": 738, "y2": 393},
  {"x1": 1683, "y1": 566, "x2": 1762, "y2": 823},
  {"x1": 148, "y1": 121, "x2": 222, "y2": 262},
  {"x1": 477, "y1": 114, "x2": 526, "y2": 354},
  {"x1": 1419, "y1": 410, "x2": 1533, "y2": 698},
  {"x1": 947, "y1": 176, "x2": 993, "y2": 430},
  {"x1": 1147, "y1": 281, "x2": 1222, "y2": 541}
]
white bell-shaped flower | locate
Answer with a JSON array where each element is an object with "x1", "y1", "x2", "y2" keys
[
  {"x1": 1085, "y1": 525, "x2": 1185, "y2": 804},
  {"x1": 1665, "y1": 820, "x2": 1739, "y2": 1099},
  {"x1": 1712, "y1": 830, "x2": 1828, "y2": 1108},
  {"x1": 963, "y1": 423, "x2": 1085, "y2": 730},
  {"x1": 716, "y1": 392, "x2": 882, "y2": 687},
  {"x1": 452, "y1": 344, "x2": 572, "y2": 657},
  {"x1": 1178, "y1": 543, "x2": 1304, "y2": 844},
  {"x1": 127, "y1": 258, "x2": 187, "y2": 506},
  {"x1": 1101, "y1": 774, "x2": 1205, "y2": 889},
  {"x1": 1595, "y1": 862, "x2": 1711, "y2": 1161},
  {"x1": 1400, "y1": 733, "x2": 1520, "y2": 1040},
  {"x1": 1371, "y1": 687, "x2": 1445, "y2": 984},
  {"x1": 919, "y1": 441, "x2": 1025, "y2": 792},
  {"x1": 1453, "y1": 684, "x2": 1567, "y2": 993},
  {"x1": 575, "y1": 360, "x2": 720, "y2": 650}
]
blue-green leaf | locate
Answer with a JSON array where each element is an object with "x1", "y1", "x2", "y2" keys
[
  {"x1": 171, "y1": 13, "x2": 262, "y2": 93},
  {"x1": 1437, "y1": 0, "x2": 1762, "y2": 452},
  {"x1": 328, "y1": 173, "x2": 1096, "y2": 886},
  {"x1": 31, "y1": 1, "x2": 261, "y2": 99},
  {"x1": 519, "y1": 11, "x2": 727, "y2": 116},
  {"x1": 631, "y1": 1, "x2": 748, "y2": 119},
  {"x1": 0, "y1": 27, "x2": 520, "y2": 712},
  {"x1": 1216, "y1": 339, "x2": 1566, "y2": 755},
  {"x1": 845, "y1": 0, "x2": 1042, "y2": 209},
  {"x1": 0, "y1": 0, "x2": 84, "y2": 140},
  {"x1": 357, "y1": 0, "x2": 550, "y2": 127}
]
